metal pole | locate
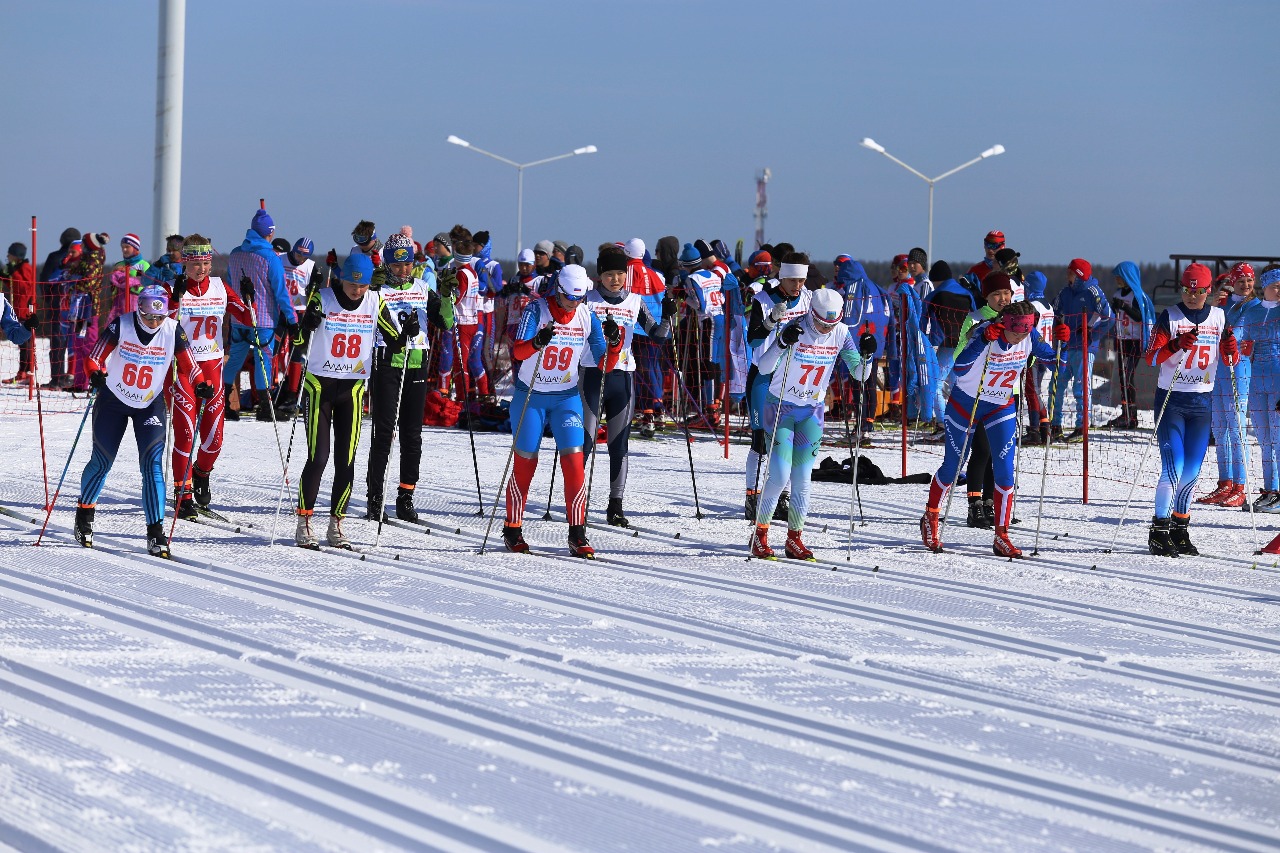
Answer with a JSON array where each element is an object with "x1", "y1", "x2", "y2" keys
[
  {"x1": 927, "y1": 181, "x2": 934, "y2": 264},
  {"x1": 153, "y1": 0, "x2": 185, "y2": 258},
  {"x1": 516, "y1": 166, "x2": 524, "y2": 258}
]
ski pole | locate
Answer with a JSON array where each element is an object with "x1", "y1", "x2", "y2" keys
[
  {"x1": 374, "y1": 315, "x2": 412, "y2": 549},
  {"x1": 454, "y1": 320, "x2": 485, "y2": 515},
  {"x1": 584, "y1": 319, "x2": 613, "y2": 522},
  {"x1": 480, "y1": 355, "x2": 543, "y2": 554},
  {"x1": 939, "y1": 347, "x2": 994, "y2": 534},
  {"x1": 168, "y1": 396, "x2": 208, "y2": 543},
  {"x1": 749, "y1": 342, "x2": 796, "y2": 557},
  {"x1": 1032, "y1": 341, "x2": 1064, "y2": 555},
  {"x1": 669, "y1": 352, "x2": 705, "y2": 520},
  {"x1": 1230, "y1": 360, "x2": 1259, "y2": 554},
  {"x1": 541, "y1": 451, "x2": 558, "y2": 521},
  {"x1": 35, "y1": 391, "x2": 95, "y2": 546},
  {"x1": 241, "y1": 273, "x2": 289, "y2": 475}
]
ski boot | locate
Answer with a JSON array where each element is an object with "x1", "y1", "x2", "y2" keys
[
  {"x1": 1148, "y1": 517, "x2": 1179, "y2": 557},
  {"x1": 784, "y1": 529, "x2": 814, "y2": 561},
  {"x1": 192, "y1": 469, "x2": 211, "y2": 510},
  {"x1": 773, "y1": 491, "x2": 790, "y2": 523},
  {"x1": 364, "y1": 495, "x2": 384, "y2": 522},
  {"x1": 74, "y1": 505, "x2": 94, "y2": 548},
  {"x1": 146, "y1": 522, "x2": 170, "y2": 559},
  {"x1": 750, "y1": 524, "x2": 775, "y2": 559},
  {"x1": 606, "y1": 497, "x2": 630, "y2": 528},
  {"x1": 568, "y1": 524, "x2": 595, "y2": 559},
  {"x1": 1169, "y1": 515, "x2": 1199, "y2": 556},
  {"x1": 1064, "y1": 427, "x2": 1086, "y2": 443},
  {"x1": 295, "y1": 513, "x2": 320, "y2": 550},
  {"x1": 1196, "y1": 480, "x2": 1230, "y2": 505},
  {"x1": 1257, "y1": 491, "x2": 1280, "y2": 513},
  {"x1": 1049, "y1": 426, "x2": 1066, "y2": 443},
  {"x1": 639, "y1": 411, "x2": 656, "y2": 440},
  {"x1": 992, "y1": 526, "x2": 1023, "y2": 558},
  {"x1": 982, "y1": 498, "x2": 996, "y2": 528},
  {"x1": 966, "y1": 496, "x2": 991, "y2": 529},
  {"x1": 744, "y1": 490, "x2": 759, "y2": 522},
  {"x1": 1103, "y1": 412, "x2": 1131, "y2": 429},
  {"x1": 256, "y1": 399, "x2": 276, "y2": 423},
  {"x1": 1220, "y1": 483, "x2": 1246, "y2": 508},
  {"x1": 396, "y1": 487, "x2": 419, "y2": 523},
  {"x1": 174, "y1": 485, "x2": 199, "y2": 521},
  {"x1": 920, "y1": 509, "x2": 942, "y2": 552},
  {"x1": 502, "y1": 524, "x2": 529, "y2": 553},
  {"x1": 326, "y1": 515, "x2": 353, "y2": 550}
]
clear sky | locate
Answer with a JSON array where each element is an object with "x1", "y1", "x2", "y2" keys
[{"x1": 3, "y1": 0, "x2": 1276, "y2": 270}]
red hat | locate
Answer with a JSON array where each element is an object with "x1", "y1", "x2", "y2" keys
[
  {"x1": 85, "y1": 232, "x2": 109, "y2": 252},
  {"x1": 1067, "y1": 258, "x2": 1092, "y2": 281},
  {"x1": 1229, "y1": 262, "x2": 1256, "y2": 282},
  {"x1": 984, "y1": 230, "x2": 1005, "y2": 245},
  {"x1": 980, "y1": 271, "x2": 1013, "y2": 298},
  {"x1": 892, "y1": 253, "x2": 909, "y2": 268},
  {"x1": 1182, "y1": 263, "x2": 1213, "y2": 290}
]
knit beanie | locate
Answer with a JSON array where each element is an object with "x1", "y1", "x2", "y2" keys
[
  {"x1": 679, "y1": 243, "x2": 702, "y2": 267},
  {"x1": 85, "y1": 232, "x2": 109, "y2": 252},
  {"x1": 534, "y1": 240, "x2": 554, "y2": 256},
  {"x1": 7, "y1": 242, "x2": 26, "y2": 259},
  {"x1": 597, "y1": 249, "x2": 628, "y2": 275},
  {"x1": 251, "y1": 209, "x2": 274, "y2": 238},
  {"x1": 384, "y1": 233, "x2": 415, "y2": 264},
  {"x1": 980, "y1": 271, "x2": 1013, "y2": 298},
  {"x1": 623, "y1": 238, "x2": 645, "y2": 260},
  {"x1": 341, "y1": 251, "x2": 374, "y2": 284},
  {"x1": 907, "y1": 247, "x2": 928, "y2": 268},
  {"x1": 1067, "y1": 258, "x2": 1092, "y2": 281},
  {"x1": 928, "y1": 260, "x2": 952, "y2": 282},
  {"x1": 121, "y1": 233, "x2": 142, "y2": 252}
]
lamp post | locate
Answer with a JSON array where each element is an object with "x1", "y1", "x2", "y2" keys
[
  {"x1": 859, "y1": 138, "x2": 1005, "y2": 262},
  {"x1": 447, "y1": 135, "x2": 598, "y2": 257}
]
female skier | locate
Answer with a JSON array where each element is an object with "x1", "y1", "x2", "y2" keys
[
  {"x1": 74, "y1": 284, "x2": 212, "y2": 557},
  {"x1": 1233, "y1": 264, "x2": 1280, "y2": 513},
  {"x1": 920, "y1": 300, "x2": 1064, "y2": 558},
  {"x1": 504, "y1": 264, "x2": 621, "y2": 557},
  {"x1": 1141, "y1": 263, "x2": 1239, "y2": 555},
  {"x1": 1198, "y1": 262, "x2": 1255, "y2": 508},
  {"x1": 581, "y1": 247, "x2": 675, "y2": 527},
  {"x1": 750, "y1": 287, "x2": 869, "y2": 560}
]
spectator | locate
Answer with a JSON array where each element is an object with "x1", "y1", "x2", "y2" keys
[
  {"x1": 907, "y1": 247, "x2": 932, "y2": 300},
  {"x1": 966, "y1": 230, "x2": 1005, "y2": 281},
  {"x1": 1051, "y1": 258, "x2": 1114, "y2": 442},
  {"x1": 39, "y1": 227, "x2": 80, "y2": 338},
  {"x1": 68, "y1": 231, "x2": 109, "y2": 392},
  {"x1": 1107, "y1": 261, "x2": 1156, "y2": 429},
  {"x1": 150, "y1": 233, "x2": 187, "y2": 281},
  {"x1": 0, "y1": 242, "x2": 36, "y2": 383},
  {"x1": 108, "y1": 233, "x2": 152, "y2": 325}
]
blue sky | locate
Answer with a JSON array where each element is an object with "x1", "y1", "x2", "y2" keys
[{"x1": 3, "y1": 0, "x2": 1276, "y2": 270}]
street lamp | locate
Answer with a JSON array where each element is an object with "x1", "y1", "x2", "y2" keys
[
  {"x1": 859, "y1": 137, "x2": 1005, "y2": 262},
  {"x1": 447, "y1": 136, "x2": 598, "y2": 257}
]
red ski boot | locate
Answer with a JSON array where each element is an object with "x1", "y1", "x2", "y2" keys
[
  {"x1": 920, "y1": 509, "x2": 943, "y2": 552},
  {"x1": 784, "y1": 529, "x2": 815, "y2": 561},
  {"x1": 568, "y1": 524, "x2": 595, "y2": 559},
  {"x1": 1219, "y1": 483, "x2": 1246, "y2": 508},
  {"x1": 1196, "y1": 479, "x2": 1231, "y2": 505},
  {"x1": 503, "y1": 524, "x2": 530, "y2": 554},
  {"x1": 750, "y1": 524, "x2": 775, "y2": 559},
  {"x1": 993, "y1": 526, "x2": 1024, "y2": 558}
]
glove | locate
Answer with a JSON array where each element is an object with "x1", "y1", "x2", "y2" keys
[
  {"x1": 172, "y1": 274, "x2": 188, "y2": 302},
  {"x1": 21, "y1": 314, "x2": 38, "y2": 331},
  {"x1": 369, "y1": 239, "x2": 383, "y2": 256},
  {"x1": 603, "y1": 313, "x2": 621, "y2": 347},
  {"x1": 400, "y1": 311, "x2": 421, "y2": 343},
  {"x1": 302, "y1": 301, "x2": 324, "y2": 332},
  {"x1": 769, "y1": 301, "x2": 787, "y2": 323},
  {"x1": 325, "y1": 248, "x2": 339, "y2": 267},
  {"x1": 239, "y1": 274, "x2": 255, "y2": 305},
  {"x1": 1242, "y1": 339, "x2": 1255, "y2": 357},
  {"x1": 287, "y1": 322, "x2": 300, "y2": 342},
  {"x1": 858, "y1": 332, "x2": 877, "y2": 358},
  {"x1": 983, "y1": 321, "x2": 1006, "y2": 342},
  {"x1": 530, "y1": 324, "x2": 556, "y2": 350},
  {"x1": 194, "y1": 381, "x2": 215, "y2": 401},
  {"x1": 1053, "y1": 324, "x2": 1071, "y2": 343},
  {"x1": 710, "y1": 239, "x2": 731, "y2": 262},
  {"x1": 661, "y1": 293, "x2": 678, "y2": 320},
  {"x1": 437, "y1": 267, "x2": 459, "y2": 299},
  {"x1": 89, "y1": 370, "x2": 107, "y2": 390},
  {"x1": 779, "y1": 321, "x2": 803, "y2": 348},
  {"x1": 1167, "y1": 328, "x2": 1198, "y2": 353},
  {"x1": 501, "y1": 282, "x2": 520, "y2": 297},
  {"x1": 1222, "y1": 333, "x2": 1239, "y2": 366},
  {"x1": 309, "y1": 264, "x2": 327, "y2": 289}
]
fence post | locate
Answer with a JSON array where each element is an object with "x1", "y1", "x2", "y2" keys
[
  {"x1": 1082, "y1": 313, "x2": 1089, "y2": 504},
  {"x1": 900, "y1": 292, "x2": 908, "y2": 478},
  {"x1": 722, "y1": 309, "x2": 730, "y2": 458}
]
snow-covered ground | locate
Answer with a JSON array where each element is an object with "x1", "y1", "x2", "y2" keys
[{"x1": 1, "y1": 396, "x2": 1278, "y2": 852}]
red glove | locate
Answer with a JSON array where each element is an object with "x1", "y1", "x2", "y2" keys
[
  {"x1": 1242, "y1": 339, "x2": 1255, "y2": 357},
  {"x1": 1167, "y1": 329, "x2": 1198, "y2": 353},
  {"x1": 1222, "y1": 333, "x2": 1240, "y2": 366},
  {"x1": 325, "y1": 249, "x2": 339, "y2": 267},
  {"x1": 982, "y1": 321, "x2": 1005, "y2": 342},
  {"x1": 1052, "y1": 324, "x2": 1071, "y2": 343}
]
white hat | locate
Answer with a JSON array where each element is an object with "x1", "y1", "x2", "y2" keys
[
  {"x1": 517, "y1": 248, "x2": 535, "y2": 265},
  {"x1": 557, "y1": 264, "x2": 591, "y2": 300},
  {"x1": 623, "y1": 238, "x2": 645, "y2": 260},
  {"x1": 810, "y1": 288, "x2": 843, "y2": 325}
]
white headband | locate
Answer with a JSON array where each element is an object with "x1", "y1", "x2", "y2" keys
[{"x1": 779, "y1": 263, "x2": 808, "y2": 280}]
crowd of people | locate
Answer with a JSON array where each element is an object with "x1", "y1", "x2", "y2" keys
[{"x1": 2, "y1": 213, "x2": 1273, "y2": 560}]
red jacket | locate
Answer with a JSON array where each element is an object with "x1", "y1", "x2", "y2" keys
[{"x1": 1, "y1": 259, "x2": 35, "y2": 320}]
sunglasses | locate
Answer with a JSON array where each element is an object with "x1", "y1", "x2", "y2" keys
[{"x1": 985, "y1": 242, "x2": 1004, "y2": 251}]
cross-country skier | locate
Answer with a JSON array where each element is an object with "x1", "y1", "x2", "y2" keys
[
  {"x1": 74, "y1": 284, "x2": 213, "y2": 557},
  {"x1": 1141, "y1": 262, "x2": 1239, "y2": 555},
  {"x1": 920, "y1": 300, "x2": 1063, "y2": 558},
  {"x1": 1232, "y1": 264, "x2": 1280, "y2": 512},
  {"x1": 503, "y1": 264, "x2": 621, "y2": 557},
  {"x1": 581, "y1": 246, "x2": 675, "y2": 528},
  {"x1": 169, "y1": 235, "x2": 253, "y2": 519},
  {"x1": 436, "y1": 226, "x2": 490, "y2": 402},
  {"x1": 1198, "y1": 262, "x2": 1255, "y2": 508},
  {"x1": 749, "y1": 286, "x2": 867, "y2": 560},
  {"x1": 293, "y1": 252, "x2": 401, "y2": 550}
]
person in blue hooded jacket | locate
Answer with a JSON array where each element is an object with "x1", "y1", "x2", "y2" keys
[
  {"x1": 1021, "y1": 271, "x2": 1056, "y2": 442},
  {"x1": 1235, "y1": 265, "x2": 1280, "y2": 512},
  {"x1": 833, "y1": 256, "x2": 890, "y2": 440},
  {"x1": 1106, "y1": 261, "x2": 1156, "y2": 429},
  {"x1": 884, "y1": 268, "x2": 940, "y2": 427},
  {"x1": 922, "y1": 260, "x2": 975, "y2": 423},
  {"x1": 1199, "y1": 263, "x2": 1256, "y2": 508},
  {"x1": 1050, "y1": 258, "x2": 1114, "y2": 441}
]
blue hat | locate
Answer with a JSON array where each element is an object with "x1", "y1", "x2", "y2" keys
[
  {"x1": 292, "y1": 237, "x2": 314, "y2": 257},
  {"x1": 137, "y1": 283, "x2": 169, "y2": 315},
  {"x1": 679, "y1": 243, "x2": 701, "y2": 267},
  {"x1": 251, "y1": 209, "x2": 275, "y2": 238},
  {"x1": 341, "y1": 251, "x2": 374, "y2": 284}
]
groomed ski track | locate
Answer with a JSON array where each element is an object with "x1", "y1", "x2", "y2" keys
[{"x1": 2, "y1": 415, "x2": 1279, "y2": 852}]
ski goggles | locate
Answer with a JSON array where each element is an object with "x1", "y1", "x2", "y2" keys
[
  {"x1": 138, "y1": 298, "x2": 168, "y2": 322},
  {"x1": 1003, "y1": 314, "x2": 1036, "y2": 335},
  {"x1": 984, "y1": 241, "x2": 1005, "y2": 252}
]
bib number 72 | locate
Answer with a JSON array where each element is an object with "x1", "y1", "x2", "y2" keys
[{"x1": 983, "y1": 369, "x2": 1018, "y2": 394}]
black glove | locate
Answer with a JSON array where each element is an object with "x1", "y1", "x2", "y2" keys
[
  {"x1": 309, "y1": 265, "x2": 327, "y2": 289},
  {"x1": 661, "y1": 293, "x2": 678, "y2": 320},
  {"x1": 239, "y1": 274, "x2": 255, "y2": 305},
  {"x1": 89, "y1": 370, "x2": 107, "y2": 390},
  {"x1": 530, "y1": 324, "x2": 556, "y2": 350},
  {"x1": 603, "y1": 313, "x2": 621, "y2": 346},
  {"x1": 437, "y1": 267, "x2": 458, "y2": 299},
  {"x1": 710, "y1": 239, "x2": 731, "y2": 262},
  {"x1": 779, "y1": 321, "x2": 803, "y2": 348},
  {"x1": 858, "y1": 332, "x2": 877, "y2": 358},
  {"x1": 287, "y1": 322, "x2": 300, "y2": 342},
  {"x1": 501, "y1": 282, "x2": 519, "y2": 297},
  {"x1": 302, "y1": 301, "x2": 324, "y2": 332},
  {"x1": 172, "y1": 274, "x2": 188, "y2": 302},
  {"x1": 400, "y1": 310, "x2": 421, "y2": 343},
  {"x1": 194, "y1": 381, "x2": 215, "y2": 401},
  {"x1": 21, "y1": 314, "x2": 38, "y2": 331}
]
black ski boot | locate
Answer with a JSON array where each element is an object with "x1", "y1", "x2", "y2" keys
[
  {"x1": 503, "y1": 524, "x2": 529, "y2": 553},
  {"x1": 1169, "y1": 515, "x2": 1199, "y2": 556},
  {"x1": 74, "y1": 505, "x2": 94, "y2": 548},
  {"x1": 744, "y1": 490, "x2": 758, "y2": 522},
  {"x1": 174, "y1": 486, "x2": 199, "y2": 521},
  {"x1": 1148, "y1": 517, "x2": 1179, "y2": 557},
  {"x1": 223, "y1": 385, "x2": 239, "y2": 421},
  {"x1": 192, "y1": 469, "x2": 211, "y2": 509},
  {"x1": 255, "y1": 399, "x2": 275, "y2": 423},
  {"x1": 606, "y1": 497, "x2": 630, "y2": 528},
  {"x1": 966, "y1": 496, "x2": 991, "y2": 529},
  {"x1": 396, "y1": 487, "x2": 419, "y2": 523},
  {"x1": 982, "y1": 498, "x2": 996, "y2": 528},
  {"x1": 773, "y1": 491, "x2": 790, "y2": 523},
  {"x1": 364, "y1": 496, "x2": 384, "y2": 522},
  {"x1": 147, "y1": 521, "x2": 170, "y2": 559},
  {"x1": 568, "y1": 524, "x2": 595, "y2": 558}
]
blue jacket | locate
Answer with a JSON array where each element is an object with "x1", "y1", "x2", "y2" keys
[
  {"x1": 226, "y1": 229, "x2": 294, "y2": 328},
  {"x1": 834, "y1": 259, "x2": 890, "y2": 358},
  {"x1": 922, "y1": 277, "x2": 976, "y2": 348},
  {"x1": 1, "y1": 296, "x2": 32, "y2": 347},
  {"x1": 1112, "y1": 261, "x2": 1155, "y2": 350},
  {"x1": 1024, "y1": 271, "x2": 1048, "y2": 302},
  {"x1": 1234, "y1": 299, "x2": 1280, "y2": 374},
  {"x1": 1054, "y1": 276, "x2": 1113, "y2": 353},
  {"x1": 884, "y1": 278, "x2": 939, "y2": 411}
]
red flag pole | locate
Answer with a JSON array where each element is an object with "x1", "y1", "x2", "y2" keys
[
  {"x1": 259, "y1": 197, "x2": 265, "y2": 209},
  {"x1": 722, "y1": 311, "x2": 730, "y2": 458},
  {"x1": 900, "y1": 293, "x2": 907, "y2": 478},
  {"x1": 1081, "y1": 314, "x2": 1090, "y2": 504}
]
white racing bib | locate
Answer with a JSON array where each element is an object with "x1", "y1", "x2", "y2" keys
[
  {"x1": 377, "y1": 280, "x2": 432, "y2": 352},
  {"x1": 688, "y1": 269, "x2": 725, "y2": 318},
  {"x1": 768, "y1": 323, "x2": 850, "y2": 405},
  {"x1": 1031, "y1": 300, "x2": 1055, "y2": 343},
  {"x1": 752, "y1": 289, "x2": 811, "y2": 367},
  {"x1": 517, "y1": 300, "x2": 591, "y2": 391},
  {"x1": 1158, "y1": 305, "x2": 1224, "y2": 393},
  {"x1": 178, "y1": 276, "x2": 227, "y2": 363},
  {"x1": 953, "y1": 335, "x2": 1033, "y2": 405},
  {"x1": 310, "y1": 288, "x2": 379, "y2": 379},
  {"x1": 107, "y1": 315, "x2": 177, "y2": 408},
  {"x1": 583, "y1": 291, "x2": 642, "y2": 371}
]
